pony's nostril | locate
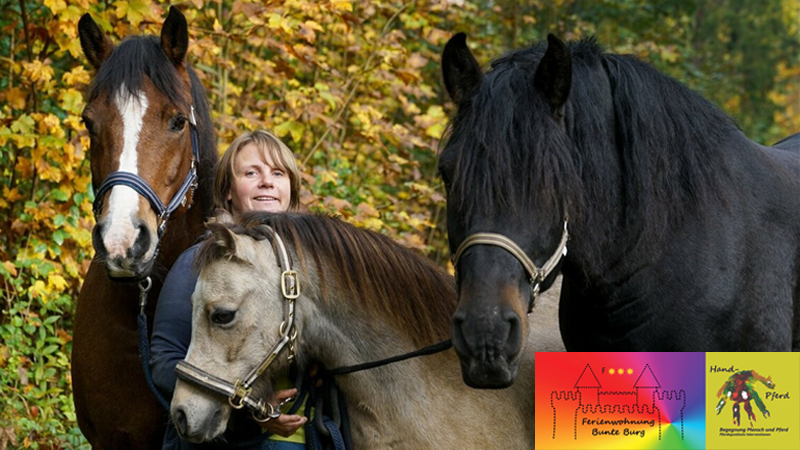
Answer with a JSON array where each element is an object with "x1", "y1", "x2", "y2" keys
[{"x1": 173, "y1": 407, "x2": 188, "y2": 437}]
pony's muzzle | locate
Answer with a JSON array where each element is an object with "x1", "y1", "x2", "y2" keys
[
  {"x1": 171, "y1": 401, "x2": 224, "y2": 443},
  {"x1": 451, "y1": 305, "x2": 523, "y2": 388}
]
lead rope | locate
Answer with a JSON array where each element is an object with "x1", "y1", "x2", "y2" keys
[{"x1": 136, "y1": 276, "x2": 171, "y2": 411}]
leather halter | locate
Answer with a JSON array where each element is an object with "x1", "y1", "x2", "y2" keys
[
  {"x1": 174, "y1": 226, "x2": 300, "y2": 422},
  {"x1": 92, "y1": 107, "x2": 200, "y2": 239},
  {"x1": 451, "y1": 220, "x2": 568, "y2": 314}
]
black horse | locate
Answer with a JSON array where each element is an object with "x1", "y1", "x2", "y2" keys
[{"x1": 439, "y1": 33, "x2": 800, "y2": 388}]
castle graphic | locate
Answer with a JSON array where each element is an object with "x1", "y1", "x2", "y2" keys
[{"x1": 549, "y1": 363, "x2": 687, "y2": 441}]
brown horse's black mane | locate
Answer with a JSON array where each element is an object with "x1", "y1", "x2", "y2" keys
[
  {"x1": 86, "y1": 35, "x2": 217, "y2": 217},
  {"x1": 196, "y1": 213, "x2": 457, "y2": 346}
]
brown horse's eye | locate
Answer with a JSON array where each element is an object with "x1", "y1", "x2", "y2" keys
[
  {"x1": 210, "y1": 309, "x2": 236, "y2": 326},
  {"x1": 170, "y1": 115, "x2": 187, "y2": 132},
  {"x1": 82, "y1": 114, "x2": 97, "y2": 136}
]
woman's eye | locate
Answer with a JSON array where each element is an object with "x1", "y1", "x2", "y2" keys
[
  {"x1": 210, "y1": 309, "x2": 236, "y2": 326},
  {"x1": 272, "y1": 170, "x2": 284, "y2": 177},
  {"x1": 245, "y1": 170, "x2": 257, "y2": 177},
  {"x1": 170, "y1": 115, "x2": 187, "y2": 132}
]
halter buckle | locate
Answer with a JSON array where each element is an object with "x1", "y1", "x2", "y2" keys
[
  {"x1": 281, "y1": 270, "x2": 300, "y2": 299},
  {"x1": 229, "y1": 380, "x2": 250, "y2": 410}
]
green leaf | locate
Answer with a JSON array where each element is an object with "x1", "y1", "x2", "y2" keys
[
  {"x1": 51, "y1": 189, "x2": 69, "y2": 202},
  {"x1": 53, "y1": 230, "x2": 66, "y2": 246}
]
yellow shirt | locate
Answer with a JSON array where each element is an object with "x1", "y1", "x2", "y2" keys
[{"x1": 267, "y1": 376, "x2": 307, "y2": 444}]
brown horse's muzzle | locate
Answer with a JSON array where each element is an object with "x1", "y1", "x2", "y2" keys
[{"x1": 92, "y1": 213, "x2": 156, "y2": 280}]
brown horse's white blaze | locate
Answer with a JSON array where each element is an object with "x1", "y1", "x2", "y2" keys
[{"x1": 94, "y1": 84, "x2": 156, "y2": 277}]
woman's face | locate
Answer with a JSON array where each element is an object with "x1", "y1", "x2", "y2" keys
[{"x1": 228, "y1": 143, "x2": 292, "y2": 213}]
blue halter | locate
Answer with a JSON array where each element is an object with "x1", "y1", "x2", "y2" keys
[{"x1": 92, "y1": 107, "x2": 200, "y2": 239}]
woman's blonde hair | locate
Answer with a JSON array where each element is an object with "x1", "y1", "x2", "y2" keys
[{"x1": 213, "y1": 130, "x2": 301, "y2": 213}]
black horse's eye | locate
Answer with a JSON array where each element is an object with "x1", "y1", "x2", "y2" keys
[
  {"x1": 210, "y1": 309, "x2": 236, "y2": 326},
  {"x1": 170, "y1": 115, "x2": 187, "y2": 132},
  {"x1": 438, "y1": 167, "x2": 451, "y2": 190}
]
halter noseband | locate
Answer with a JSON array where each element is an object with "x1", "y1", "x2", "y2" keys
[
  {"x1": 92, "y1": 106, "x2": 201, "y2": 239},
  {"x1": 451, "y1": 220, "x2": 568, "y2": 314},
  {"x1": 174, "y1": 226, "x2": 300, "y2": 422}
]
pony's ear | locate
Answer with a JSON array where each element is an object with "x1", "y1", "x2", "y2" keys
[
  {"x1": 78, "y1": 13, "x2": 114, "y2": 70},
  {"x1": 207, "y1": 222, "x2": 237, "y2": 257},
  {"x1": 161, "y1": 6, "x2": 189, "y2": 66},
  {"x1": 534, "y1": 34, "x2": 572, "y2": 116},
  {"x1": 442, "y1": 33, "x2": 483, "y2": 103}
]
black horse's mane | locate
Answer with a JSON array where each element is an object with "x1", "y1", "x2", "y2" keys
[
  {"x1": 86, "y1": 35, "x2": 217, "y2": 217},
  {"x1": 197, "y1": 213, "x2": 457, "y2": 347},
  {"x1": 444, "y1": 38, "x2": 740, "y2": 258}
]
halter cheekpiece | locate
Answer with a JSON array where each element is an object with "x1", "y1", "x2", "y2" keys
[
  {"x1": 451, "y1": 220, "x2": 568, "y2": 314},
  {"x1": 92, "y1": 106, "x2": 200, "y2": 239}
]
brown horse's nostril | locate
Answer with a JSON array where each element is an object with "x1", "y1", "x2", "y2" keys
[
  {"x1": 91, "y1": 222, "x2": 108, "y2": 259},
  {"x1": 128, "y1": 222, "x2": 151, "y2": 261}
]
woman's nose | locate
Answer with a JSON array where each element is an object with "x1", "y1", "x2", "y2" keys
[{"x1": 259, "y1": 174, "x2": 274, "y2": 188}]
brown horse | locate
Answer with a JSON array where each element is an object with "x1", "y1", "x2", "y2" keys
[
  {"x1": 72, "y1": 8, "x2": 217, "y2": 449},
  {"x1": 169, "y1": 213, "x2": 537, "y2": 449}
]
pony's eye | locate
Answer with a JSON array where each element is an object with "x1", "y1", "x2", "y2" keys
[
  {"x1": 210, "y1": 309, "x2": 236, "y2": 326},
  {"x1": 170, "y1": 115, "x2": 187, "y2": 132}
]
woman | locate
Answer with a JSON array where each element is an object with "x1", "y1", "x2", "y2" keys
[{"x1": 150, "y1": 130, "x2": 306, "y2": 450}]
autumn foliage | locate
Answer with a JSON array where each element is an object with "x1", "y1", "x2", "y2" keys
[{"x1": 1, "y1": 0, "x2": 798, "y2": 447}]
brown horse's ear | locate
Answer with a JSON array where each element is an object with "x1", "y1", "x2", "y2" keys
[
  {"x1": 78, "y1": 13, "x2": 115, "y2": 70},
  {"x1": 442, "y1": 32, "x2": 483, "y2": 103},
  {"x1": 534, "y1": 34, "x2": 572, "y2": 116},
  {"x1": 161, "y1": 6, "x2": 189, "y2": 66}
]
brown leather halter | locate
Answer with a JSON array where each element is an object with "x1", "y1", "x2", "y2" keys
[
  {"x1": 174, "y1": 225, "x2": 300, "y2": 422},
  {"x1": 451, "y1": 220, "x2": 568, "y2": 314}
]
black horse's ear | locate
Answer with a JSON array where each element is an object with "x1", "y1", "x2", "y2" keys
[
  {"x1": 78, "y1": 13, "x2": 115, "y2": 70},
  {"x1": 534, "y1": 34, "x2": 572, "y2": 115},
  {"x1": 442, "y1": 33, "x2": 483, "y2": 103},
  {"x1": 161, "y1": 6, "x2": 189, "y2": 66}
]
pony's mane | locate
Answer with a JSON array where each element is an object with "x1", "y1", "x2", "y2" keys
[
  {"x1": 86, "y1": 35, "x2": 217, "y2": 217},
  {"x1": 444, "y1": 38, "x2": 739, "y2": 255},
  {"x1": 196, "y1": 213, "x2": 457, "y2": 346}
]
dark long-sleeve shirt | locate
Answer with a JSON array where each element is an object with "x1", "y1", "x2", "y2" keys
[{"x1": 150, "y1": 244, "x2": 266, "y2": 450}]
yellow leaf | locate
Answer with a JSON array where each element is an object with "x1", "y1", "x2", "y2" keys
[
  {"x1": 43, "y1": 0, "x2": 67, "y2": 14},
  {"x1": 48, "y1": 274, "x2": 69, "y2": 291},
  {"x1": 2, "y1": 261, "x2": 17, "y2": 277},
  {"x1": 22, "y1": 60, "x2": 55, "y2": 84},
  {"x1": 62, "y1": 66, "x2": 91, "y2": 86},
  {"x1": 318, "y1": 170, "x2": 338, "y2": 184},
  {"x1": 360, "y1": 217, "x2": 384, "y2": 231},
  {"x1": 330, "y1": 0, "x2": 353, "y2": 12},
  {"x1": 29, "y1": 280, "x2": 49, "y2": 300},
  {"x1": 5, "y1": 87, "x2": 27, "y2": 110},
  {"x1": 4, "y1": 187, "x2": 23, "y2": 203}
]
